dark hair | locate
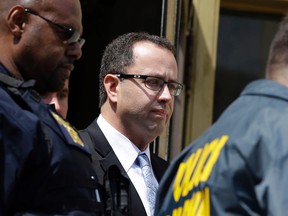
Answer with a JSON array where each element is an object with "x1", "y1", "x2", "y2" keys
[
  {"x1": 266, "y1": 15, "x2": 288, "y2": 77},
  {"x1": 99, "y1": 32, "x2": 176, "y2": 107}
]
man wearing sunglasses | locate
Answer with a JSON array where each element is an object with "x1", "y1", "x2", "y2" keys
[
  {"x1": 80, "y1": 32, "x2": 183, "y2": 216},
  {"x1": 0, "y1": 0, "x2": 102, "y2": 215}
]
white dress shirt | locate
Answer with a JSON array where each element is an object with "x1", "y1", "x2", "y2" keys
[{"x1": 97, "y1": 114, "x2": 158, "y2": 216}]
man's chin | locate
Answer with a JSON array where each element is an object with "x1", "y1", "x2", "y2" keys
[{"x1": 148, "y1": 124, "x2": 165, "y2": 136}]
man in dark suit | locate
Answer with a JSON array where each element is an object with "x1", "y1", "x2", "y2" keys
[{"x1": 80, "y1": 32, "x2": 183, "y2": 216}]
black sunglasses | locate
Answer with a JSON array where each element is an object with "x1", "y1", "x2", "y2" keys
[
  {"x1": 24, "y1": 8, "x2": 85, "y2": 47},
  {"x1": 115, "y1": 73, "x2": 183, "y2": 96}
]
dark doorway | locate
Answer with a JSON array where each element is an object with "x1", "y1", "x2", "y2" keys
[{"x1": 214, "y1": 10, "x2": 282, "y2": 122}]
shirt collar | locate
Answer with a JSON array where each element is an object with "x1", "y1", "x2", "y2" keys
[{"x1": 97, "y1": 114, "x2": 151, "y2": 172}]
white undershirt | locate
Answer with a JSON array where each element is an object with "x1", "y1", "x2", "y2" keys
[{"x1": 97, "y1": 114, "x2": 158, "y2": 216}]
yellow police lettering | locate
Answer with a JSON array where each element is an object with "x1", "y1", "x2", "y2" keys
[
  {"x1": 189, "y1": 141, "x2": 214, "y2": 190},
  {"x1": 182, "y1": 148, "x2": 202, "y2": 197},
  {"x1": 172, "y1": 187, "x2": 210, "y2": 216},
  {"x1": 173, "y1": 148, "x2": 203, "y2": 202},
  {"x1": 172, "y1": 135, "x2": 229, "y2": 213},
  {"x1": 200, "y1": 135, "x2": 228, "y2": 182}
]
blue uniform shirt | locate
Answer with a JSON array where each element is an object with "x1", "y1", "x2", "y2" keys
[{"x1": 0, "y1": 65, "x2": 102, "y2": 215}]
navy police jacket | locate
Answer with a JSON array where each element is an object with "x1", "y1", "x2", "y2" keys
[
  {"x1": 0, "y1": 66, "x2": 103, "y2": 215},
  {"x1": 156, "y1": 79, "x2": 288, "y2": 216}
]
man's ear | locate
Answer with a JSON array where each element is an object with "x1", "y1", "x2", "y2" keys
[
  {"x1": 7, "y1": 6, "x2": 26, "y2": 37},
  {"x1": 104, "y1": 74, "x2": 120, "y2": 103}
]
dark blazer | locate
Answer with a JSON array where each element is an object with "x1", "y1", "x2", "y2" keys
[{"x1": 80, "y1": 119, "x2": 169, "y2": 216}]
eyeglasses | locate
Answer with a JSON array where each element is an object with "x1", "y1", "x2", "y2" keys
[
  {"x1": 24, "y1": 8, "x2": 85, "y2": 47},
  {"x1": 115, "y1": 73, "x2": 183, "y2": 96}
]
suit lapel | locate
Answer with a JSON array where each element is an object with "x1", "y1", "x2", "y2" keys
[
  {"x1": 151, "y1": 154, "x2": 170, "y2": 182},
  {"x1": 83, "y1": 119, "x2": 147, "y2": 216}
]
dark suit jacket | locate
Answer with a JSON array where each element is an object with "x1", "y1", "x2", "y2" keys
[{"x1": 80, "y1": 119, "x2": 169, "y2": 216}]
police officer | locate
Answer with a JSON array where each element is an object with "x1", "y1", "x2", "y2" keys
[
  {"x1": 0, "y1": 0, "x2": 102, "y2": 215},
  {"x1": 155, "y1": 14, "x2": 288, "y2": 216}
]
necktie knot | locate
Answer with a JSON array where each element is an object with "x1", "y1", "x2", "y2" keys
[{"x1": 137, "y1": 153, "x2": 150, "y2": 169}]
